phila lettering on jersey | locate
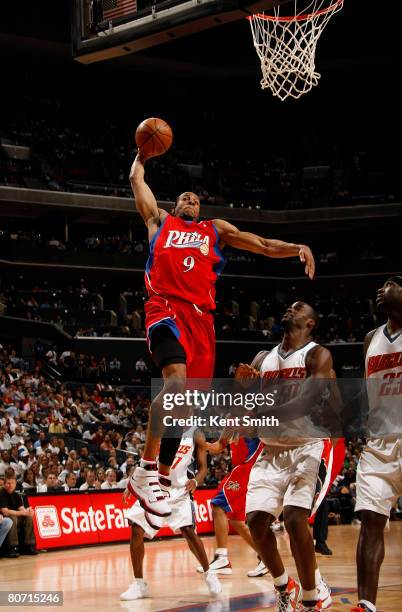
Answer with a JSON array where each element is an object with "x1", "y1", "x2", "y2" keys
[
  {"x1": 365, "y1": 324, "x2": 402, "y2": 437},
  {"x1": 145, "y1": 215, "x2": 226, "y2": 311},
  {"x1": 259, "y1": 341, "x2": 326, "y2": 448}
]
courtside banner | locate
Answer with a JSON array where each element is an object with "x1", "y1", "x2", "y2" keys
[{"x1": 27, "y1": 489, "x2": 217, "y2": 549}]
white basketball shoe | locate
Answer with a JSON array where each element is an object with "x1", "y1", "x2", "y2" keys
[
  {"x1": 317, "y1": 578, "x2": 332, "y2": 609},
  {"x1": 247, "y1": 558, "x2": 269, "y2": 577},
  {"x1": 204, "y1": 570, "x2": 222, "y2": 596},
  {"x1": 196, "y1": 554, "x2": 233, "y2": 575},
  {"x1": 120, "y1": 579, "x2": 150, "y2": 601},
  {"x1": 128, "y1": 464, "x2": 171, "y2": 517}
]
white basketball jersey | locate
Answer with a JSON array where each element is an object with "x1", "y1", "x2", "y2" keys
[
  {"x1": 169, "y1": 427, "x2": 196, "y2": 488},
  {"x1": 365, "y1": 324, "x2": 402, "y2": 437},
  {"x1": 260, "y1": 341, "x2": 325, "y2": 448}
]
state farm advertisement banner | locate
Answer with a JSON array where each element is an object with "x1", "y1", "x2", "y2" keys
[{"x1": 27, "y1": 489, "x2": 217, "y2": 549}]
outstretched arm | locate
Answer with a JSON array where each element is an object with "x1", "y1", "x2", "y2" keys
[
  {"x1": 129, "y1": 153, "x2": 168, "y2": 239},
  {"x1": 213, "y1": 218, "x2": 315, "y2": 279}
]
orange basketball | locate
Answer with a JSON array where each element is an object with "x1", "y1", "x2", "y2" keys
[{"x1": 135, "y1": 117, "x2": 173, "y2": 159}]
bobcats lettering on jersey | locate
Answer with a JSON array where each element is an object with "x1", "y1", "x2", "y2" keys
[
  {"x1": 259, "y1": 341, "x2": 325, "y2": 447},
  {"x1": 262, "y1": 367, "x2": 306, "y2": 380},
  {"x1": 367, "y1": 351, "x2": 402, "y2": 377},
  {"x1": 365, "y1": 325, "x2": 402, "y2": 436}
]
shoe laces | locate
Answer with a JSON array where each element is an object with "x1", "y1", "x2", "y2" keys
[{"x1": 275, "y1": 588, "x2": 290, "y2": 612}]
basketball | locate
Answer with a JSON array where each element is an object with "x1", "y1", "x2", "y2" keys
[{"x1": 135, "y1": 117, "x2": 173, "y2": 159}]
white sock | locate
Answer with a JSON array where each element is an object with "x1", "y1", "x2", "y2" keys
[
  {"x1": 134, "y1": 578, "x2": 146, "y2": 585},
  {"x1": 215, "y1": 548, "x2": 228, "y2": 557},
  {"x1": 302, "y1": 588, "x2": 318, "y2": 601},
  {"x1": 273, "y1": 571, "x2": 289, "y2": 588},
  {"x1": 140, "y1": 459, "x2": 156, "y2": 469},
  {"x1": 315, "y1": 568, "x2": 322, "y2": 585},
  {"x1": 359, "y1": 600, "x2": 376, "y2": 612}
]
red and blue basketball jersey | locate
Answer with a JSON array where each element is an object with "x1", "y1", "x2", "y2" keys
[
  {"x1": 230, "y1": 437, "x2": 262, "y2": 466},
  {"x1": 145, "y1": 215, "x2": 226, "y2": 311}
]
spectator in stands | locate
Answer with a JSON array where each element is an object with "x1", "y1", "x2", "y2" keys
[
  {"x1": 0, "y1": 429, "x2": 11, "y2": 451},
  {"x1": 0, "y1": 472, "x2": 37, "y2": 556},
  {"x1": 21, "y1": 468, "x2": 37, "y2": 491},
  {"x1": 135, "y1": 357, "x2": 148, "y2": 376},
  {"x1": 79, "y1": 469, "x2": 100, "y2": 490},
  {"x1": 79, "y1": 403, "x2": 100, "y2": 424},
  {"x1": 96, "y1": 467, "x2": 106, "y2": 485},
  {"x1": 63, "y1": 472, "x2": 77, "y2": 491},
  {"x1": 45, "y1": 347, "x2": 58, "y2": 367},
  {"x1": 109, "y1": 357, "x2": 121, "y2": 383},
  {"x1": 101, "y1": 468, "x2": 118, "y2": 489},
  {"x1": 78, "y1": 446, "x2": 95, "y2": 467},
  {"x1": 37, "y1": 472, "x2": 62, "y2": 492},
  {"x1": 58, "y1": 459, "x2": 74, "y2": 483},
  {"x1": 48, "y1": 416, "x2": 66, "y2": 435},
  {"x1": 33, "y1": 431, "x2": 47, "y2": 454},
  {"x1": 100, "y1": 434, "x2": 114, "y2": 453}
]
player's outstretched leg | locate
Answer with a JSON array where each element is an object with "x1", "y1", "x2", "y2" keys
[
  {"x1": 120, "y1": 524, "x2": 150, "y2": 601},
  {"x1": 247, "y1": 510, "x2": 300, "y2": 611},
  {"x1": 351, "y1": 510, "x2": 388, "y2": 612},
  {"x1": 181, "y1": 526, "x2": 222, "y2": 596},
  {"x1": 129, "y1": 364, "x2": 186, "y2": 517}
]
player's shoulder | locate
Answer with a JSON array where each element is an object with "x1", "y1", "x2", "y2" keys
[
  {"x1": 364, "y1": 326, "x2": 382, "y2": 354},
  {"x1": 251, "y1": 350, "x2": 271, "y2": 371},
  {"x1": 306, "y1": 344, "x2": 333, "y2": 368},
  {"x1": 211, "y1": 218, "x2": 233, "y2": 233},
  {"x1": 158, "y1": 209, "x2": 171, "y2": 223}
]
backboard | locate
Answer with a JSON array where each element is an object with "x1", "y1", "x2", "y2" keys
[{"x1": 72, "y1": 0, "x2": 287, "y2": 64}]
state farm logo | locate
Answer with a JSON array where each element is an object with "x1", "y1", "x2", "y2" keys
[
  {"x1": 35, "y1": 506, "x2": 61, "y2": 538},
  {"x1": 193, "y1": 499, "x2": 213, "y2": 523}
]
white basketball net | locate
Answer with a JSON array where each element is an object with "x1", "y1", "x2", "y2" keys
[{"x1": 248, "y1": 0, "x2": 344, "y2": 101}]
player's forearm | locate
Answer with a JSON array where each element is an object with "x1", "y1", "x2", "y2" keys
[
  {"x1": 129, "y1": 155, "x2": 159, "y2": 222},
  {"x1": 260, "y1": 238, "x2": 301, "y2": 258},
  {"x1": 195, "y1": 465, "x2": 208, "y2": 486},
  {"x1": 226, "y1": 231, "x2": 301, "y2": 259},
  {"x1": 129, "y1": 154, "x2": 145, "y2": 186}
]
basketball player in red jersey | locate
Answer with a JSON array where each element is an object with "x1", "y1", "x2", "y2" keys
[
  {"x1": 196, "y1": 436, "x2": 267, "y2": 577},
  {"x1": 351, "y1": 277, "x2": 402, "y2": 612},
  {"x1": 128, "y1": 152, "x2": 316, "y2": 518}
]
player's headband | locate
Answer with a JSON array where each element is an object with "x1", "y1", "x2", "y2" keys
[{"x1": 386, "y1": 276, "x2": 402, "y2": 287}]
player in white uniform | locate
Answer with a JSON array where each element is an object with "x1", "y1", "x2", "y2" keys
[
  {"x1": 120, "y1": 428, "x2": 221, "y2": 600},
  {"x1": 240, "y1": 302, "x2": 334, "y2": 612},
  {"x1": 351, "y1": 277, "x2": 402, "y2": 612}
]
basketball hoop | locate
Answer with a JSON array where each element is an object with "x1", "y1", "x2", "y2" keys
[{"x1": 248, "y1": 0, "x2": 344, "y2": 101}]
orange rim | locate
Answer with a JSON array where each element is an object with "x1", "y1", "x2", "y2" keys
[{"x1": 247, "y1": 0, "x2": 343, "y2": 23}]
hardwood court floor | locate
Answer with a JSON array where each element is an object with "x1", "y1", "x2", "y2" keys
[{"x1": 1, "y1": 524, "x2": 401, "y2": 612}]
